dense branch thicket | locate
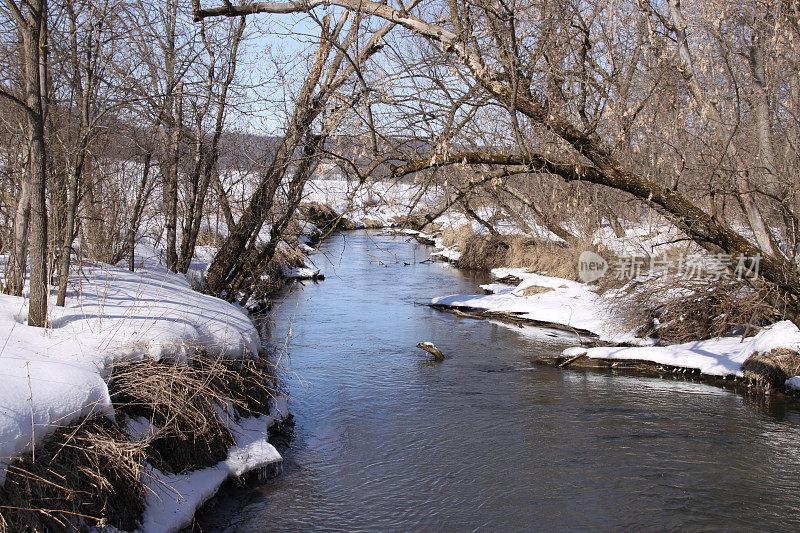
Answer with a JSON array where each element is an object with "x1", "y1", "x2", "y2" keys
[
  {"x1": 199, "y1": 0, "x2": 800, "y2": 314},
  {"x1": 3, "y1": 0, "x2": 800, "y2": 323},
  {"x1": 1, "y1": 0, "x2": 384, "y2": 321}
]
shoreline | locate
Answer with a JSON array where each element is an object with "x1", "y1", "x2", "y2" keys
[
  {"x1": 4, "y1": 202, "x2": 797, "y2": 530},
  {"x1": 403, "y1": 227, "x2": 800, "y2": 400},
  {"x1": 428, "y1": 293, "x2": 800, "y2": 401}
]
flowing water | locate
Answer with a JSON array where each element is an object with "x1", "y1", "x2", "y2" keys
[{"x1": 202, "y1": 230, "x2": 800, "y2": 531}]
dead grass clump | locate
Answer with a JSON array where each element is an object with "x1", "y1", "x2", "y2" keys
[
  {"x1": 299, "y1": 202, "x2": 356, "y2": 233},
  {"x1": 203, "y1": 356, "x2": 279, "y2": 419},
  {"x1": 108, "y1": 358, "x2": 238, "y2": 474},
  {"x1": 520, "y1": 285, "x2": 554, "y2": 296},
  {"x1": 615, "y1": 278, "x2": 782, "y2": 343},
  {"x1": 0, "y1": 416, "x2": 145, "y2": 532},
  {"x1": 456, "y1": 234, "x2": 514, "y2": 270},
  {"x1": 439, "y1": 224, "x2": 474, "y2": 249},
  {"x1": 505, "y1": 237, "x2": 606, "y2": 281},
  {"x1": 454, "y1": 232, "x2": 608, "y2": 279},
  {"x1": 389, "y1": 212, "x2": 436, "y2": 231},
  {"x1": 360, "y1": 218, "x2": 384, "y2": 229},
  {"x1": 743, "y1": 348, "x2": 800, "y2": 391},
  {"x1": 0, "y1": 356, "x2": 279, "y2": 531}
]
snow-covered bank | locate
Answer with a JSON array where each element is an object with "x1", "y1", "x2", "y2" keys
[
  {"x1": 564, "y1": 321, "x2": 800, "y2": 381},
  {"x1": 0, "y1": 245, "x2": 260, "y2": 481},
  {"x1": 423, "y1": 224, "x2": 800, "y2": 394},
  {"x1": 139, "y1": 398, "x2": 289, "y2": 533},
  {"x1": 432, "y1": 268, "x2": 644, "y2": 345},
  {"x1": 0, "y1": 242, "x2": 292, "y2": 531}
]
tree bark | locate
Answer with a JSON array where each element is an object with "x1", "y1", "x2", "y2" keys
[
  {"x1": 127, "y1": 152, "x2": 153, "y2": 271},
  {"x1": 8, "y1": 179, "x2": 31, "y2": 296},
  {"x1": 20, "y1": 0, "x2": 50, "y2": 327}
]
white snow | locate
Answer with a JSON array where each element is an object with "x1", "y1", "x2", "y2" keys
[
  {"x1": 0, "y1": 245, "x2": 260, "y2": 483},
  {"x1": 572, "y1": 321, "x2": 800, "y2": 377},
  {"x1": 138, "y1": 401, "x2": 287, "y2": 533},
  {"x1": 430, "y1": 245, "x2": 461, "y2": 263},
  {"x1": 283, "y1": 266, "x2": 318, "y2": 279},
  {"x1": 432, "y1": 268, "x2": 642, "y2": 344}
]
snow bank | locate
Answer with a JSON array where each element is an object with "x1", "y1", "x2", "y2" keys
[
  {"x1": 567, "y1": 321, "x2": 800, "y2": 377},
  {"x1": 305, "y1": 179, "x2": 436, "y2": 227},
  {"x1": 283, "y1": 266, "x2": 318, "y2": 279},
  {"x1": 138, "y1": 395, "x2": 289, "y2": 533},
  {"x1": 0, "y1": 246, "x2": 260, "y2": 482},
  {"x1": 432, "y1": 268, "x2": 642, "y2": 344},
  {"x1": 430, "y1": 244, "x2": 461, "y2": 263}
]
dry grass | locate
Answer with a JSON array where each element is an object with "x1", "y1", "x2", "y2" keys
[
  {"x1": 439, "y1": 224, "x2": 474, "y2": 248},
  {"x1": 360, "y1": 218, "x2": 384, "y2": 229},
  {"x1": 505, "y1": 237, "x2": 606, "y2": 281},
  {"x1": 743, "y1": 348, "x2": 800, "y2": 391},
  {"x1": 520, "y1": 285, "x2": 554, "y2": 296},
  {"x1": 108, "y1": 358, "x2": 236, "y2": 474},
  {"x1": 244, "y1": 242, "x2": 308, "y2": 298},
  {"x1": 0, "y1": 347, "x2": 279, "y2": 531},
  {"x1": 388, "y1": 212, "x2": 432, "y2": 230},
  {"x1": 108, "y1": 354, "x2": 277, "y2": 474},
  {"x1": 299, "y1": 202, "x2": 356, "y2": 233},
  {"x1": 452, "y1": 231, "x2": 607, "y2": 281},
  {"x1": 611, "y1": 277, "x2": 783, "y2": 343},
  {"x1": 207, "y1": 356, "x2": 280, "y2": 419},
  {"x1": 455, "y1": 234, "x2": 514, "y2": 270},
  {"x1": 0, "y1": 417, "x2": 145, "y2": 532}
]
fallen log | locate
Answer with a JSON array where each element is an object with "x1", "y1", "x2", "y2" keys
[
  {"x1": 417, "y1": 342, "x2": 444, "y2": 362},
  {"x1": 558, "y1": 352, "x2": 586, "y2": 368}
]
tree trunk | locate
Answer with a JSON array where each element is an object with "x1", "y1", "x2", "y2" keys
[
  {"x1": 24, "y1": 0, "x2": 49, "y2": 327},
  {"x1": 237, "y1": 133, "x2": 323, "y2": 306},
  {"x1": 55, "y1": 149, "x2": 83, "y2": 307},
  {"x1": 127, "y1": 153, "x2": 153, "y2": 271},
  {"x1": 205, "y1": 24, "x2": 337, "y2": 295},
  {"x1": 163, "y1": 82, "x2": 182, "y2": 271},
  {"x1": 8, "y1": 178, "x2": 31, "y2": 296}
]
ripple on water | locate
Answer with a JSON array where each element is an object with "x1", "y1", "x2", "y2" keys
[{"x1": 207, "y1": 231, "x2": 800, "y2": 532}]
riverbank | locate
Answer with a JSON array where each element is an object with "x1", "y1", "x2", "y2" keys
[
  {"x1": 297, "y1": 188, "x2": 800, "y2": 399},
  {"x1": 301, "y1": 190, "x2": 800, "y2": 398},
  {"x1": 198, "y1": 229, "x2": 800, "y2": 531},
  {"x1": 408, "y1": 220, "x2": 800, "y2": 398},
  {"x1": 0, "y1": 243, "x2": 293, "y2": 532},
  {"x1": 4, "y1": 180, "x2": 796, "y2": 529},
  {"x1": 0, "y1": 178, "x2": 422, "y2": 531}
]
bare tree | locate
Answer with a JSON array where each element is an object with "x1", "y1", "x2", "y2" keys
[
  {"x1": 177, "y1": 15, "x2": 246, "y2": 273},
  {"x1": 55, "y1": 0, "x2": 109, "y2": 306},
  {"x1": 203, "y1": 7, "x2": 407, "y2": 299},
  {"x1": 193, "y1": 0, "x2": 800, "y2": 310},
  {"x1": 1, "y1": 0, "x2": 49, "y2": 327}
]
